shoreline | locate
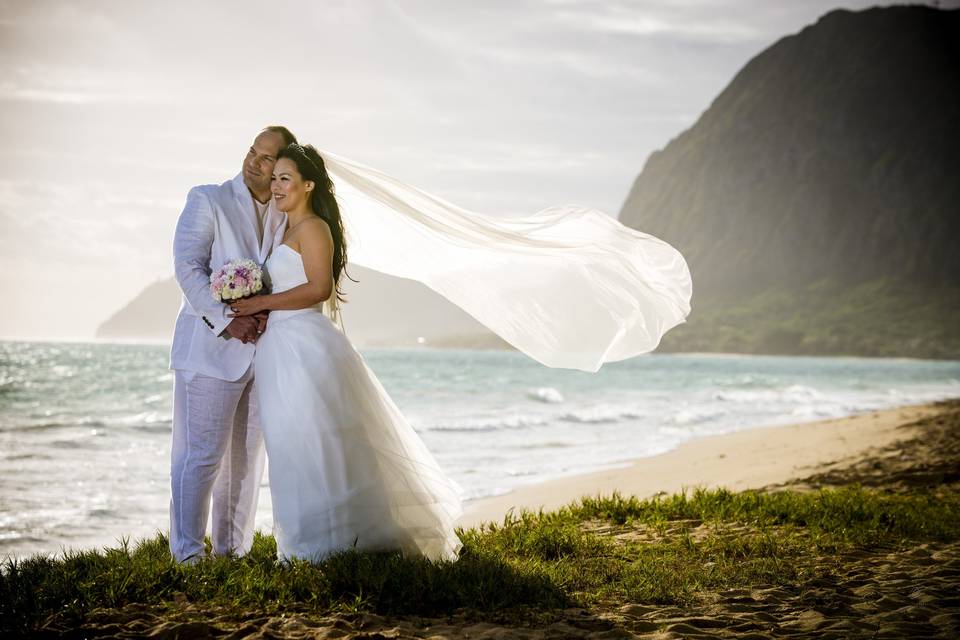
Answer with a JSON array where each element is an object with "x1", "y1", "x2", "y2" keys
[
  {"x1": 457, "y1": 398, "x2": 956, "y2": 529},
  {"x1": 5, "y1": 337, "x2": 958, "y2": 363}
]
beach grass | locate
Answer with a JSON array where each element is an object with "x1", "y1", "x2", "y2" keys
[{"x1": 3, "y1": 484, "x2": 959, "y2": 634}]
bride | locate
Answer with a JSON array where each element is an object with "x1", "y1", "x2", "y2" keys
[
  {"x1": 228, "y1": 140, "x2": 692, "y2": 564},
  {"x1": 228, "y1": 143, "x2": 464, "y2": 563}
]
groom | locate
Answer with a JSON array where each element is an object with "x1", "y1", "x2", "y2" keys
[{"x1": 168, "y1": 125, "x2": 297, "y2": 563}]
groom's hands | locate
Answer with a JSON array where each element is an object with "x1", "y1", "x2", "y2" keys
[
  {"x1": 221, "y1": 311, "x2": 271, "y2": 343},
  {"x1": 223, "y1": 317, "x2": 260, "y2": 343}
]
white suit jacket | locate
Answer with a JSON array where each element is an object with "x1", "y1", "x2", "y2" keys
[{"x1": 169, "y1": 173, "x2": 287, "y2": 381}]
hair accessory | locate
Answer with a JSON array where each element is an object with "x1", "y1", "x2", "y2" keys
[{"x1": 287, "y1": 143, "x2": 322, "y2": 176}]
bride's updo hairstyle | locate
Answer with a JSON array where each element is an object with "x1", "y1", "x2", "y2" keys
[{"x1": 277, "y1": 143, "x2": 356, "y2": 306}]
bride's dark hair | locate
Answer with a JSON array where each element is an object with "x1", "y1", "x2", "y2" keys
[{"x1": 278, "y1": 143, "x2": 356, "y2": 306}]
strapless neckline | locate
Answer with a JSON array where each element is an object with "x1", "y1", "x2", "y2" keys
[
  {"x1": 275, "y1": 243, "x2": 300, "y2": 258},
  {"x1": 266, "y1": 242, "x2": 308, "y2": 297}
]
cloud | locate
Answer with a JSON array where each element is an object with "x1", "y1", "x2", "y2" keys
[
  {"x1": 0, "y1": 179, "x2": 177, "y2": 269},
  {"x1": 546, "y1": 1, "x2": 768, "y2": 44},
  {"x1": 0, "y1": 85, "x2": 169, "y2": 105},
  {"x1": 0, "y1": 0, "x2": 944, "y2": 338}
]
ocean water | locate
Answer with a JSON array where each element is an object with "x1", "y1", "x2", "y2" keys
[{"x1": 2, "y1": 340, "x2": 958, "y2": 560}]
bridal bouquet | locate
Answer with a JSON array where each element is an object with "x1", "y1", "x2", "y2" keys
[{"x1": 210, "y1": 258, "x2": 263, "y2": 303}]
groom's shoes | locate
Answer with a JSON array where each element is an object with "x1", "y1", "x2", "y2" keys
[{"x1": 177, "y1": 552, "x2": 207, "y2": 566}]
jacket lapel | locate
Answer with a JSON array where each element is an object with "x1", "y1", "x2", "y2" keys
[
  {"x1": 231, "y1": 173, "x2": 256, "y2": 221},
  {"x1": 230, "y1": 173, "x2": 262, "y2": 247},
  {"x1": 259, "y1": 202, "x2": 287, "y2": 264}
]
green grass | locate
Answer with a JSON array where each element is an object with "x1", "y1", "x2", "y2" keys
[
  {"x1": 568, "y1": 485, "x2": 960, "y2": 547},
  {"x1": 3, "y1": 485, "x2": 959, "y2": 633}
]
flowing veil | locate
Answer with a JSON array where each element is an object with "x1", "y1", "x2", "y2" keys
[{"x1": 316, "y1": 147, "x2": 692, "y2": 373}]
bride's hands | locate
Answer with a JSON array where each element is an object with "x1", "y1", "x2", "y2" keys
[{"x1": 227, "y1": 295, "x2": 268, "y2": 317}]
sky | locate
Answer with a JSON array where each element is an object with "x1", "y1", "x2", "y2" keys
[{"x1": 1, "y1": 0, "x2": 951, "y2": 340}]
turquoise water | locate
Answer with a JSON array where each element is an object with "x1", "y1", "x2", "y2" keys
[{"x1": 2, "y1": 340, "x2": 958, "y2": 559}]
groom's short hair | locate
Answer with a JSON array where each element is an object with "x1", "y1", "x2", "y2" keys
[{"x1": 262, "y1": 125, "x2": 297, "y2": 147}]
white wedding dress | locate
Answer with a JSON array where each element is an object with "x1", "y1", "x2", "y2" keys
[{"x1": 254, "y1": 243, "x2": 464, "y2": 563}]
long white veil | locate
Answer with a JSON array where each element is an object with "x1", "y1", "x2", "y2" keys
[{"x1": 316, "y1": 147, "x2": 692, "y2": 373}]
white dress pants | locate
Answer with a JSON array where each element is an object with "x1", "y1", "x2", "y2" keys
[{"x1": 169, "y1": 366, "x2": 265, "y2": 561}]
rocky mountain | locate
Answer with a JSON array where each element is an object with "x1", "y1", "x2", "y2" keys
[
  {"x1": 96, "y1": 279, "x2": 183, "y2": 341},
  {"x1": 619, "y1": 5, "x2": 960, "y2": 358},
  {"x1": 95, "y1": 266, "x2": 510, "y2": 349}
]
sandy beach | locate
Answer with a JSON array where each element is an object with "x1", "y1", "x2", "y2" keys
[{"x1": 458, "y1": 400, "x2": 946, "y2": 529}]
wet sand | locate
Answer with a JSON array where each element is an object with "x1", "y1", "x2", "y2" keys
[{"x1": 458, "y1": 400, "x2": 948, "y2": 528}]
